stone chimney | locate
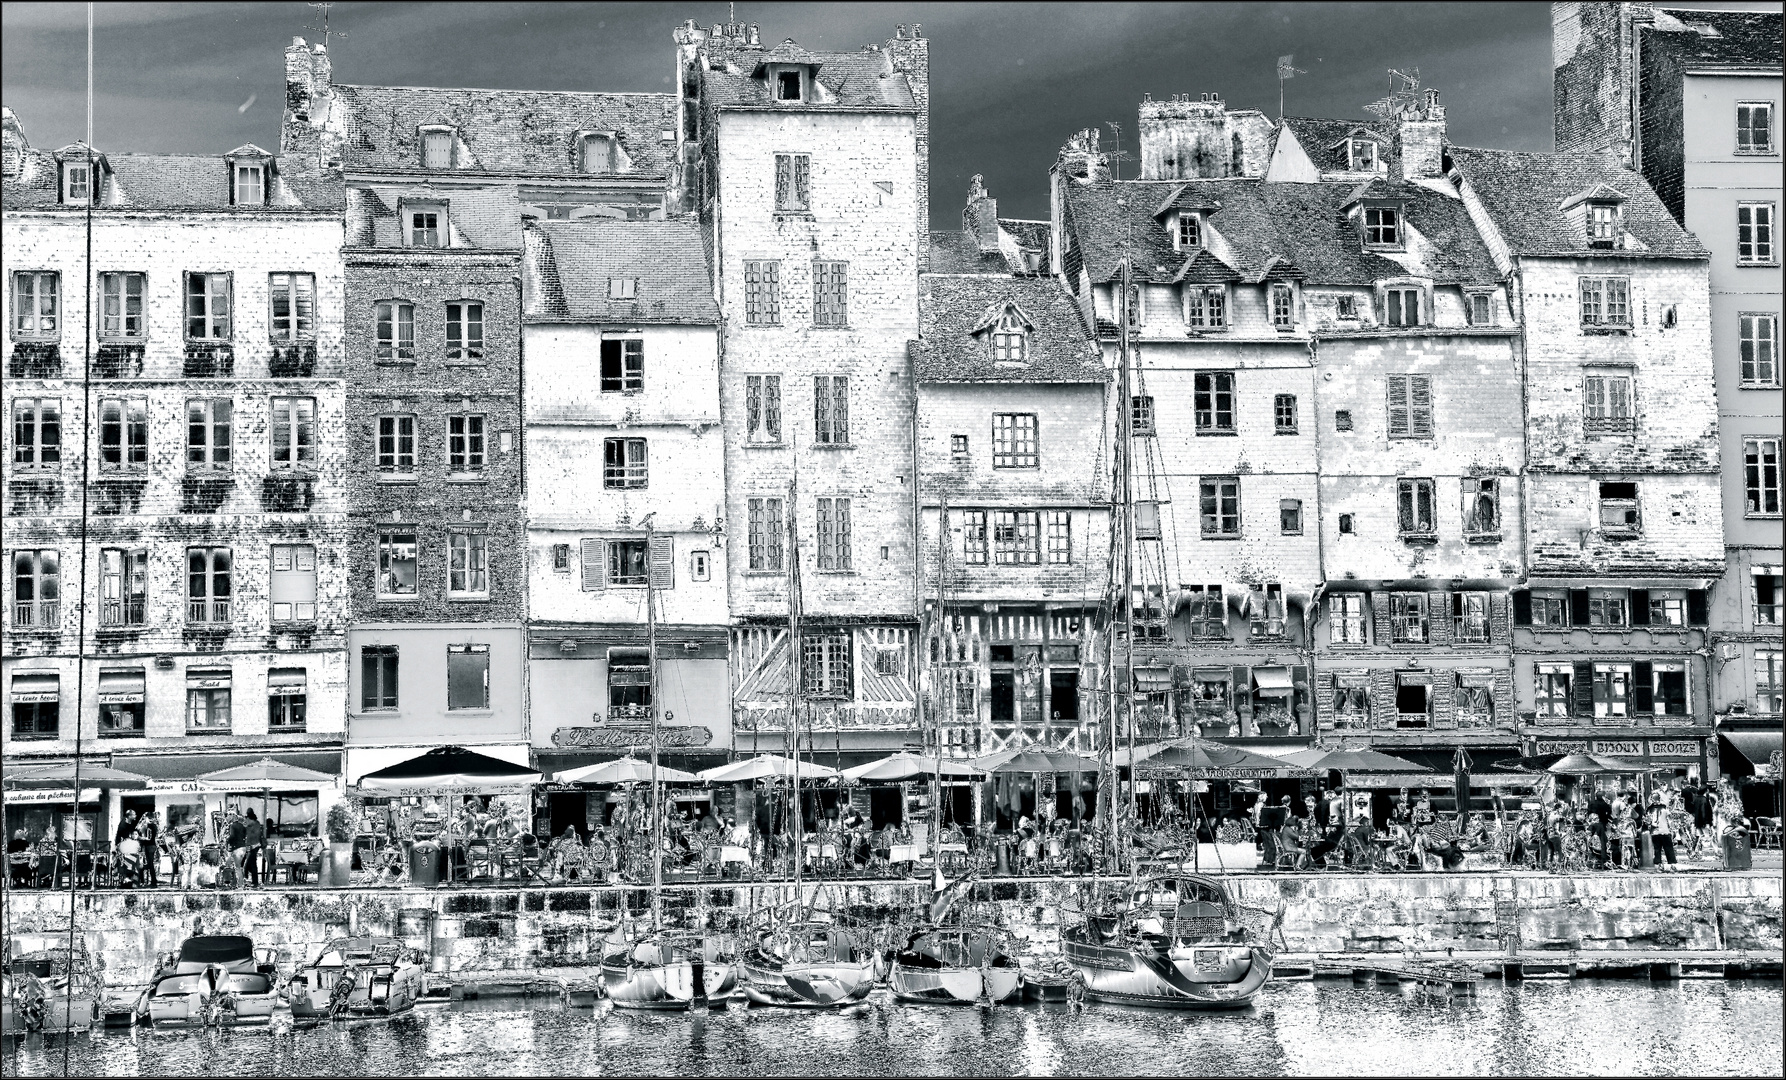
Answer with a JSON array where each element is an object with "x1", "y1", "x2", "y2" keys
[
  {"x1": 1395, "y1": 87, "x2": 1446, "y2": 179},
  {"x1": 1056, "y1": 128, "x2": 1110, "y2": 183},
  {"x1": 964, "y1": 175, "x2": 999, "y2": 254},
  {"x1": 280, "y1": 37, "x2": 339, "y2": 172},
  {"x1": 1, "y1": 106, "x2": 27, "y2": 179},
  {"x1": 1137, "y1": 93, "x2": 1273, "y2": 180},
  {"x1": 884, "y1": 23, "x2": 930, "y2": 270}
]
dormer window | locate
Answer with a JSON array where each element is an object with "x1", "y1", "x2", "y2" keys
[
  {"x1": 776, "y1": 70, "x2": 803, "y2": 102},
  {"x1": 233, "y1": 163, "x2": 265, "y2": 206},
  {"x1": 1348, "y1": 139, "x2": 1379, "y2": 172},
  {"x1": 581, "y1": 133, "x2": 616, "y2": 174},
  {"x1": 1364, "y1": 206, "x2": 1401, "y2": 248},
  {"x1": 1175, "y1": 213, "x2": 1201, "y2": 250},
  {"x1": 608, "y1": 277, "x2": 638, "y2": 300},
  {"x1": 992, "y1": 312, "x2": 1027, "y2": 361},
  {"x1": 421, "y1": 128, "x2": 456, "y2": 170},
  {"x1": 406, "y1": 202, "x2": 446, "y2": 248},
  {"x1": 1587, "y1": 202, "x2": 1620, "y2": 248},
  {"x1": 62, "y1": 160, "x2": 91, "y2": 204}
]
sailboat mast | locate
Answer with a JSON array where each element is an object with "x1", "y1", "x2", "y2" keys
[
  {"x1": 932, "y1": 492, "x2": 948, "y2": 849},
  {"x1": 1116, "y1": 253, "x2": 1140, "y2": 875},
  {"x1": 787, "y1": 477, "x2": 804, "y2": 900},
  {"x1": 646, "y1": 515, "x2": 663, "y2": 930}
]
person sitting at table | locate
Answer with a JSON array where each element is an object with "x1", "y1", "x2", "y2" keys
[
  {"x1": 1385, "y1": 816, "x2": 1415, "y2": 870},
  {"x1": 8, "y1": 829, "x2": 34, "y2": 887},
  {"x1": 1277, "y1": 815, "x2": 1310, "y2": 870}
]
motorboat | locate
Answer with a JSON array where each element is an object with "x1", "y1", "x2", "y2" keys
[
  {"x1": 890, "y1": 924, "x2": 1022, "y2": 1005},
  {"x1": 1060, "y1": 874, "x2": 1274, "y2": 1009},
  {"x1": 738, "y1": 920, "x2": 876, "y2": 1008},
  {"x1": 288, "y1": 937, "x2": 426, "y2": 1021},
  {"x1": 2, "y1": 946, "x2": 99, "y2": 1035},
  {"x1": 599, "y1": 925, "x2": 736, "y2": 1011},
  {"x1": 143, "y1": 935, "x2": 279, "y2": 1028},
  {"x1": 1019, "y1": 955, "x2": 1080, "y2": 1003}
]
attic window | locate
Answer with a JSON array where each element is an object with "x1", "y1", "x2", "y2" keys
[
  {"x1": 1364, "y1": 206, "x2": 1401, "y2": 248},
  {"x1": 405, "y1": 202, "x2": 446, "y2": 248},
  {"x1": 608, "y1": 277, "x2": 638, "y2": 301},
  {"x1": 62, "y1": 160, "x2": 91, "y2": 204},
  {"x1": 992, "y1": 311, "x2": 1027, "y2": 361},
  {"x1": 776, "y1": 70, "x2": 803, "y2": 102},
  {"x1": 1586, "y1": 202, "x2": 1620, "y2": 248},
  {"x1": 232, "y1": 163, "x2": 265, "y2": 207},
  {"x1": 1348, "y1": 139, "x2": 1379, "y2": 172},
  {"x1": 581, "y1": 133, "x2": 616, "y2": 174},
  {"x1": 1175, "y1": 213, "x2": 1201, "y2": 250},
  {"x1": 421, "y1": 129, "x2": 455, "y2": 170}
]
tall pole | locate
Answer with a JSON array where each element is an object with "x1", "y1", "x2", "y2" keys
[
  {"x1": 1117, "y1": 254, "x2": 1138, "y2": 876},
  {"x1": 644, "y1": 515, "x2": 663, "y2": 932},
  {"x1": 786, "y1": 478, "x2": 803, "y2": 906},
  {"x1": 931, "y1": 493, "x2": 948, "y2": 858}
]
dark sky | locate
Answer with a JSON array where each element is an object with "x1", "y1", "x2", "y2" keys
[{"x1": 2, "y1": 2, "x2": 1777, "y2": 223}]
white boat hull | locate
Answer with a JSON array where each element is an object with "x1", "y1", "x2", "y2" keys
[
  {"x1": 739, "y1": 959, "x2": 876, "y2": 1008},
  {"x1": 890, "y1": 963, "x2": 1022, "y2": 1005}
]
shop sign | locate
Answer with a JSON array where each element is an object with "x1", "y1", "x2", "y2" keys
[
  {"x1": 1591, "y1": 739, "x2": 1643, "y2": 757},
  {"x1": 1533, "y1": 740, "x2": 1587, "y2": 756},
  {"x1": 551, "y1": 724, "x2": 712, "y2": 750},
  {"x1": 1648, "y1": 740, "x2": 1700, "y2": 759},
  {"x1": 4, "y1": 788, "x2": 101, "y2": 804}
]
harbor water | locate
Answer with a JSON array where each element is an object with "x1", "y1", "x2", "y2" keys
[{"x1": 6, "y1": 979, "x2": 1781, "y2": 1077}]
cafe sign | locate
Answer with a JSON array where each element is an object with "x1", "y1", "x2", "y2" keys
[{"x1": 4, "y1": 788, "x2": 101, "y2": 804}]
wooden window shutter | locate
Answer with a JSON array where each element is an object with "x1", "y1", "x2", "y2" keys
[
  {"x1": 649, "y1": 534, "x2": 675, "y2": 590},
  {"x1": 1631, "y1": 661, "x2": 1654, "y2": 714},
  {"x1": 580, "y1": 538, "x2": 603, "y2": 591},
  {"x1": 1370, "y1": 592, "x2": 1392, "y2": 642},
  {"x1": 1427, "y1": 590, "x2": 1449, "y2": 644},
  {"x1": 1686, "y1": 589, "x2": 1709, "y2": 626},
  {"x1": 1511, "y1": 589, "x2": 1532, "y2": 625},
  {"x1": 1491, "y1": 592, "x2": 1511, "y2": 644},
  {"x1": 1386, "y1": 376, "x2": 1410, "y2": 436},
  {"x1": 1628, "y1": 589, "x2": 1650, "y2": 626},
  {"x1": 1568, "y1": 589, "x2": 1591, "y2": 627},
  {"x1": 1410, "y1": 375, "x2": 1433, "y2": 437},
  {"x1": 1572, "y1": 660, "x2": 1596, "y2": 715}
]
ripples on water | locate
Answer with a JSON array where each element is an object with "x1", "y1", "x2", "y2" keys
[{"x1": 6, "y1": 981, "x2": 1781, "y2": 1078}]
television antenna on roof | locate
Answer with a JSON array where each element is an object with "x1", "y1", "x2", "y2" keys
[
  {"x1": 305, "y1": 2, "x2": 348, "y2": 48},
  {"x1": 1363, "y1": 67, "x2": 1421, "y2": 120}
]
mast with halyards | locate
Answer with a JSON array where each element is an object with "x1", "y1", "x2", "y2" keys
[
  {"x1": 786, "y1": 476, "x2": 804, "y2": 911},
  {"x1": 931, "y1": 493, "x2": 947, "y2": 865},
  {"x1": 1114, "y1": 238, "x2": 1139, "y2": 878},
  {"x1": 645, "y1": 514, "x2": 664, "y2": 934}
]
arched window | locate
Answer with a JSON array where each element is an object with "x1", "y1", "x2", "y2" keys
[{"x1": 992, "y1": 311, "x2": 1026, "y2": 361}]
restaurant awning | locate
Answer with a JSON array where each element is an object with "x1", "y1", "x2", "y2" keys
[
  {"x1": 356, "y1": 746, "x2": 541, "y2": 795},
  {"x1": 1251, "y1": 667, "x2": 1294, "y2": 697},
  {"x1": 9, "y1": 672, "x2": 59, "y2": 702},
  {"x1": 267, "y1": 668, "x2": 307, "y2": 697},
  {"x1": 1719, "y1": 730, "x2": 1783, "y2": 776},
  {"x1": 97, "y1": 668, "x2": 145, "y2": 704},
  {"x1": 698, "y1": 754, "x2": 841, "y2": 783},
  {"x1": 113, "y1": 750, "x2": 343, "y2": 795}
]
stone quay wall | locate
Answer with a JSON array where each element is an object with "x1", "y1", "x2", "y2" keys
[{"x1": 3, "y1": 872, "x2": 1778, "y2": 988}]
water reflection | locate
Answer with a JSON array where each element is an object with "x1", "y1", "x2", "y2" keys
[{"x1": 6, "y1": 981, "x2": 1780, "y2": 1078}]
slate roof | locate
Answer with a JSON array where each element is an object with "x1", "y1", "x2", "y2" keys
[
  {"x1": 1650, "y1": 9, "x2": 1783, "y2": 68},
  {"x1": 345, "y1": 185, "x2": 523, "y2": 250},
  {"x1": 1062, "y1": 175, "x2": 1500, "y2": 287},
  {"x1": 701, "y1": 46, "x2": 917, "y2": 110},
  {"x1": 3, "y1": 145, "x2": 342, "y2": 212},
  {"x1": 1276, "y1": 117, "x2": 1396, "y2": 174},
  {"x1": 333, "y1": 84, "x2": 678, "y2": 178},
  {"x1": 523, "y1": 219, "x2": 718, "y2": 324},
  {"x1": 929, "y1": 230, "x2": 1008, "y2": 274},
  {"x1": 1448, "y1": 147, "x2": 1708, "y2": 259},
  {"x1": 1001, "y1": 219, "x2": 1051, "y2": 253},
  {"x1": 912, "y1": 275, "x2": 1103, "y2": 384}
]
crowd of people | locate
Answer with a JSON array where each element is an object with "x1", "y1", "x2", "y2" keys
[{"x1": 6, "y1": 806, "x2": 291, "y2": 891}]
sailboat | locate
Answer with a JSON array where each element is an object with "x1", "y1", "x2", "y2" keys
[
  {"x1": 1057, "y1": 253, "x2": 1275, "y2": 1009},
  {"x1": 598, "y1": 514, "x2": 738, "y2": 1010},
  {"x1": 737, "y1": 477, "x2": 877, "y2": 1009}
]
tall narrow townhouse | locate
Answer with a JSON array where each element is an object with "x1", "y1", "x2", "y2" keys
[
  {"x1": 521, "y1": 219, "x2": 730, "y2": 833},
  {"x1": 914, "y1": 178, "x2": 1108, "y2": 827},
  {"x1": 1048, "y1": 98, "x2": 1321, "y2": 764},
  {"x1": 674, "y1": 22, "x2": 927, "y2": 760},
  {"x1": 1553, "y1": 1, "x2": 1782, "y2": 806},
  {"x1": 1276, "y1": 96, "x2": 1527, "y2": 785},
  {"x1": 1454, "y1": 145, "x2": 1724, "y2": 785},
  {"x1": 279, "y1": 37, "x2": 680, "y2": 786},
  {"x1": 2, "y1": 107, "x2": 349, "y2": 839}
]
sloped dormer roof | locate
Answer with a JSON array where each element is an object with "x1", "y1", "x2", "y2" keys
[
  {"x1": 913, "y1": 275, "x2": 1102, "y2": 384},
  {"x1": 1449, "y1": 147, "x2": 1707, "y2": 259},
  {"x1": 524, "y1": 219, "x2": 718, "y2": 324},
  {"x1": 701, "y1": 47, "x2": 917, "y2": 110}
]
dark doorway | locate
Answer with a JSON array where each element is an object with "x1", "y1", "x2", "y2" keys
[
  {"x1": 547, "y1": 791, "x2": 591, "y2": 839},
  {"x1": 869, "y1": 787, "x2": 903, "y2": 829},
  {"x1": 990, "y1": 672, "x2": 1016, "y2": 725},
  {"x1": 1050, "y1": 670, "x2": 1080, "y2": 722}
]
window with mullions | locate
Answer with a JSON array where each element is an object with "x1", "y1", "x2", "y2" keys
[
  {"x1": 12, "y1": 272, "x2": 59, "y2": 338},
  {"x1": 961, "y1": 510, "x2": 988, "y2": 565},
  {"x1": 377, "y1": 528, "x2": 418, "y2": 598},
  {"x1": 1530, "y1": 590, "x2": 1568, "y2": 628},
  {"x1": 1741, "y1": 313, "x2": 1779, "y2": 386},
  {"x1": 1738, "y1": 101, "x2": 1776, "y2": 154},
  {"x1": 185, "y1": 546, "x2": 231, "y2": 624},
  {"x1": 992, "y1": 413, "x2": 1038, "y2": 468},
  {"x1": 99, "y1": 273, "x2": 144, "y2": 338},
  {"x1": 609, "y1": 540, "x2": 648, "y2": 586},
  {"x1": 992, "y1": 312, "x2": 1027, "y2": 361},
  {"x1": 1184, "y1": 585, "x2": 1226, "y2": 639},
  {"x1": 1194, "y1": 372, "x2": 1234, "y2": 432},
  {"x1": 802, "y1": 633, "x2": 851, "y2": 699},
  {"x1": 993, "y1": 510, "x2": 1040, "y2": 565},
  {"x1": 377, "y1": 415, "x2": 416, "y2": 475},
  {"x1": 1462, "y1": 477, "x2": 1500, "y2": 537},
  {"x1": 1364, "y1": 206, "x2": 1400, "y2": 247},
  {"x1": 746, "y1": 498, "x2": 784, "y2": 572},
  {"x1": 1274, "y1": 394, "x2": 1297, "y2": 434},
  {"x1": 775, "y1": 154, "x2": 811, "y2": 212},
  {"x1": 1199, "y1": 476, "x2": 1240, "y2": 537},
  {"x1": 361, "y1": 646, "x2": 399, "y2": 710},
  {"x1": 1453, "y1": 592, "x2": 1491, "y2": 643},
  {"x1": 1175, "y1": 213, "x2": 1201, "y2": 249},
  {"x1": 1389, "y1": 592, "x2": 1428, "y2": 643},
  {"x1": 1592, "y1": 663, "x2": 1633, "y2": 721},
  {"x1": 1738, "y1": 202, "x2": 1776, "y2": 264},
  {"x1": 99, "y1": 547, "x2": 147, "y2": 626},
  {"x1": 1587, "y1": 589, "x2": 1627, "y2": 628},
  {"x1": 603, "y1": 437, "x2": 648, "y2": 489},
  {"x1": 1536, "y1": 665, "x2": 1572, "y2": 719},
  {"x1": 268, "y1": 273, "x2": 315, "y2": 342},
  {"x1": 1746, "y1": 438, "x2": 1781, "y2": 517},
  {"x1": 1396, "y1": 477, "x2": 1436, "y2": 536},
  {"x1": 185, "y1": 272, "x2": 232, "y2": 339},
  {"x1": 1586, "y1": 203, "x2": 1620, "y2": 248},
  {"x1": 1331, "y1": 593, "x2": 1367, "y2": 644},
  {"x1": 445, "y1": 302, "x2": 483, "y2": 361},
  {"x1": 813, "y1": 375, "x2": 850, "y2": 444},
  {"x1": 607, "y1": 648, "x2": 651, "y2": 716},
  {"x1": 1579, "y1": 276, "x2": 1631, "y2": 327},
  {"x1": 1757, "y1": 649, "x2": 1784, "y2": 715},
  {"x1": 1185, "y1": 286, "x2": 1226, "y2": 328},
  {"x1": 744, "y1": 261, "x2": 781, "y2": 324},
  {"x1": 1046, "y1": 512, "x2": 1072, "y2": 564},
  {"x1": 99, "y1": 397, "x2": 148, "y2": 471},
  {"x1": 186, "y1": 673, "x2": 232, "y2": 733},
  {"x1": 270, "y1": 397, "x2": 315, "y2": 470},
  {"x1": 745, "y1": 375, "x2": 782, "y2": 443},
  {"x1": 1270, "y1": 283, "x2": 1295, "y2": 328},
  {"x1": 1755, "y1": 570, "x2": 1784, "y2": 627},
  {"x1": 816, "y1": 497, "x2": 853, "y2": 571},
  {"x1": 449, "y1": 415, "x2": 485, "y2": 474},
  {"x1": 12, "y1": 398, "x2": 60, "y2": 468},
  {"x1": 1384, "y1": 287, "x2": 1421, "y2": 327},
  {"x1": 375, "y1": 300, "x2": 414, "y2": 362},
  {"x1": 812, "y1": 261, "x2": 848, "y2": 326},
  {"x1": 1132, "y1": 395, "x2": 1155, "y2": 436},
  {"x1": 12, "y1": 550, "x2": 60, "y2": 629},
  {"x1": 600, "y1": 339, "x2": 643, "y2": 393}
]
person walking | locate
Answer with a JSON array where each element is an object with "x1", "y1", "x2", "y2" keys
[
  {"x1": 242, "y1": 809, "x2": 266, "y2": 887},
  {"x1": 1647, "y1": 791, "x2": 1677, "y2": 872},
  {"x1": 136, "y1": 811, "x2": 161, "y2": 887}
]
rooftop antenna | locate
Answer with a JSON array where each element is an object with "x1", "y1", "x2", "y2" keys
[
  {"x1": 305, "y1": 2, "x2": 347, "y2": 48},
  {"x1": 1363, "y1": 67, "x2": 1421, "y2": 120},
  {"x1": 1105, "y1": 121, "x2": 1133, "y2": 183},
  {"x1": 1276, "y1": 55, "x2": 1306, "y2": 120}
]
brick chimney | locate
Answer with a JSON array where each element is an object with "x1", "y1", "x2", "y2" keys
[
  {"x1": 1055, "y1": 128, "x2": 1110, "y2": 183},
  {"x1": 280, "y1": 37, "x2": 339, "y2": 173},
  {"x1": 1395, "y1": 87, "x2": 1446, "y2": 179},
  {"x1": 884, "y1": 23, "x2": 930, "y2": 270},
  {"x1": 964, "y1": 175, "x2": 999, "y2": 254}
]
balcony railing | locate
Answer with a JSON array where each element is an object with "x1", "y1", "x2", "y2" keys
[
  {"x1": 13, "y1": 601, "x2": 59, "y2": 628},
  {"x1": 1453, "y1": 618, "x2": 1491, "y2": 644},
  {"x1": 1455, "y1": 708, "x2": 1495, "y2": 729},
  {"x1": 607, "y1": 704, "x2": 652, "y2": 723},
  {"x1": 187, "y1": 599, "x2": 231, "y2": 624},
  {"x1": 100, "y1": 600, "x2": 146, "y2": 627}
]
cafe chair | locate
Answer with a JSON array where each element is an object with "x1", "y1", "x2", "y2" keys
[
  {"x1": 1753, "y1": 817, "x2": 1781, "y2": 851},
  {"x1": 465, "y1": 839, "x2": 495, "y2": 883}
]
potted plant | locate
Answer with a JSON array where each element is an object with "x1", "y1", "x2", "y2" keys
[{"x1": 325, "y1": 799, "x2": 358, "y2": 888}]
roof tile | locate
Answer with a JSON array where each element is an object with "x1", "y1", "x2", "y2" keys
[
  {"x1": 524, "y1": 219, "x2": 718, "y2": 324},
  {"x1": 1449, "y1": 147, "x2": 1707, "y2": 259}
]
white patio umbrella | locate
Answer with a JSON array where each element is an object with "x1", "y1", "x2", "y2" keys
[
  {"x1": 697, "y1": 754, "x2": 841, "y2": 784},
  {"x1": 840, "y1": 752, "x2": 985, "y2": 782},
  {"x1": 554, "y1": 757, "x2": 702, "y2": 786}
]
